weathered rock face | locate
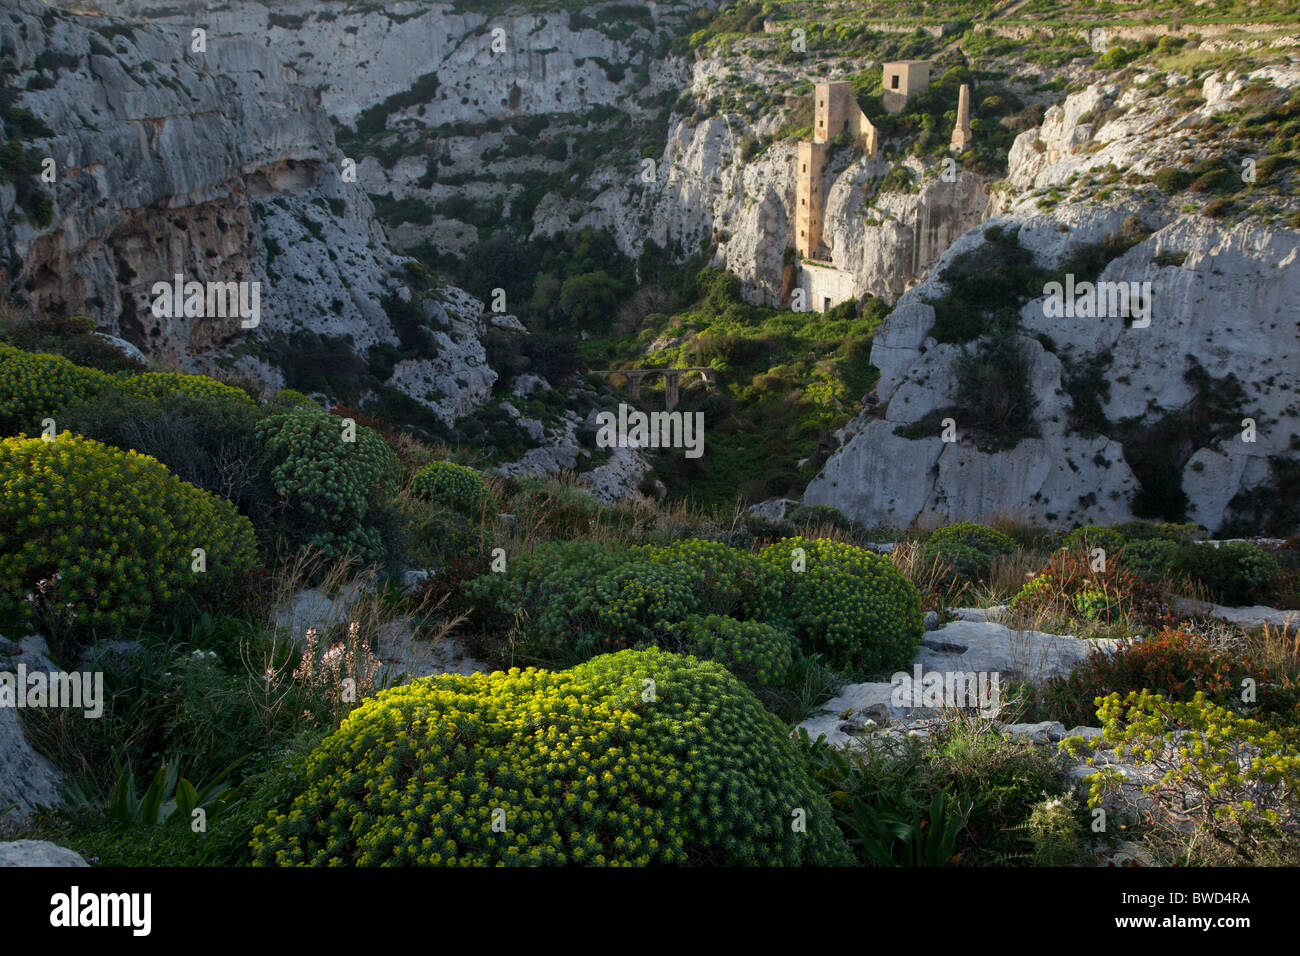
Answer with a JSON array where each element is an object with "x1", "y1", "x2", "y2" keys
[
  {"x1": 93, "y1": 0, "x2": 680, "y2": 127},
  {"x1": 86, "y1": 0, "x2": 695, "y2": 261},
  {"x1": 0, "y1": 637, "x2": 66, "y2": 829},
  {"x1": 3, "y1": 0, "x2": 491, "y2": 418},
  {"x1": 806, "y1": 76, "x2": 1300, "y2": 533}
]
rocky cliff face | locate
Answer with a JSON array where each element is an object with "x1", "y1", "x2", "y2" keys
[
  {"x1": 805, "y1": 71, "x2": 1300, "y2": 533},
  {"x1": 3, "y1": 0, "x2": 492, "y2": 420},
  {"x1": 80, "y1": 4, "x2": 990, "y2": 308}
]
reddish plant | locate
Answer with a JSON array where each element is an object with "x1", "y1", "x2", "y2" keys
[{"x1": 1036, "y1": 628, "x2": 1239, "y2": 727}]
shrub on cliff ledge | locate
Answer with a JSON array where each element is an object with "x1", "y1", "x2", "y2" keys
[{"x1": 251, "y1": 648, "x2": 852, "y2": 866}]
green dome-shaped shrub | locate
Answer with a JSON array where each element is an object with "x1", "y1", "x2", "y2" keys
[
  {"x1": 122, "y1": 370, "x2": 256, "y2": 407},
  {"x1": 251, "y1": 648, "x2": 852, "y2": 866},
  {"x1": 918, "y1": 539, "x2": 992, "y2": 586},
  {"x1": 927, "y1": 522, "x2": 1016, "y2": 556},
  {"x1": 257, "y1": 410, "x2": 398, "y2": 563},
  {"x1": 754, "y1": 537, "x2": 924, "y2": 675},
  {"x1": 1117, "y1": 538, "x2": 1179, "y2": 583},
  {"x1": 664, "y1": 614, "x2": 797, "y2": 690},
  {"x1": 643, "y1": 537, "x2": 780, "y2": 619},
  {"x1": 0, "y1": 344, "x2": 115, "y2": 435},
  {"x1": 410, "y1": 460, "x2": 490, "y2": 511},
  {"x1": 0, "y1": 433, "x2": 258, "y2": 639}
]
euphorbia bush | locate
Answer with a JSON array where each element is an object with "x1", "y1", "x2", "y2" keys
[
  {"x1": 0, "y1": 434, "x2": 259, "y2": 644},
  {"x1": 252, "y1": 648, "x2": 853, "y2": 866},
  {"x1": 754, "y1": 537, "x2": 924, "y2": 675},
  {"x1": 122, "y1": 370, "x2": 256, "y2": 407},
  {"x1": 256, "y1": 410, "x2": 398, "y2": 564},
  {"x1": 0, "y1": 344, "x2": 115, "y2": 435},
  {"x1": 1066, "y1": 691, "x2": 1300, "y2": 863},
  {"x1": 1171, "y1": 540, "x2": 1281, "y2": 604},
  {"x1": 410, "y1": 460, "x2": 490, "y2": 511},
  {"x1": 927, "y1": 521, "x2": 1016, "y2": 556},
  {"x1": 663, "y1": 614, "x2": 797, "y2": 690}
]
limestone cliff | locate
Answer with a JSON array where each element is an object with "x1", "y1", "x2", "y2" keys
[
  {"x1": 805, "y1": 72, "x2": 1300, "y2": 533},
  {"x1": 2, "y1": 0, "x2": 492, "y2": 421}
]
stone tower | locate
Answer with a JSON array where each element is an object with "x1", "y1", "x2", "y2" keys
[
  {"x1": 950, "y1": 83, "x2": 972, "y2": 151},
  {"x1": 796, "y1": 81, "x2": 877, "y2": 259},
  {"x1": 795, "y1": 141, "x2": 826, "y2": 259},
  {"x1": 881, "y1": 60, "x2": 931, "y2": 114}
]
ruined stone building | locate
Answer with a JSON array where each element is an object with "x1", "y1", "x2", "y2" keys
[
  {"x1": 795, "y1": 81, "x2": 877, "y2": 261},
  {"x1": 882, "y1": 60, "x2": 931, "y2": 113},
  {"x1": 790, "y1": 64, "x2": 973, "y2": 314}
]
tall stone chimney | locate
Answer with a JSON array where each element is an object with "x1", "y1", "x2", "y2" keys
[{"x1": 950, "y1": 82, "x2": 972, "y2": 151}]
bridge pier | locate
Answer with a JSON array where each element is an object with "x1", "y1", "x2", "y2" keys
[{"x1": 663, "y1": 370, "x2": 681, "y2": 412}]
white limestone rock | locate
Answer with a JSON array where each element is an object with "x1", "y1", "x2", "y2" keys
[{"x1": 0, "y1": 841, "x2": 89, "y2": 868}]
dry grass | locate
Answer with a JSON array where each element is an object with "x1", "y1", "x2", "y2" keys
[
  {"x1": 242, "y1": 548, "x2": 466, "y2": 734},
  {"x1": 889, "y1": 538, "x2": 971, "y2": 604}
]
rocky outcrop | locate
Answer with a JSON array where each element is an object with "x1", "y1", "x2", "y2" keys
[
  {"x1": 806, "y1": 75, "x2": 1300, "y2": 532},
  {"x1": 0, "y1": 637, "x2": 66, "y2": 828},
  {"x1": 2, "y1": 0, "x2": 490, "y2": 417},
  {"x1": 0, "y1": 840, "x2": 89, "y2": 867}
]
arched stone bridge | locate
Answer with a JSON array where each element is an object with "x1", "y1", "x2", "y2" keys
[{"x1": 590, "y1": 367, "x2": 718, "y2": 412}]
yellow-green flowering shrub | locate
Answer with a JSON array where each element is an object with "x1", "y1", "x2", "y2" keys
[
  {"x1": 927, "y1": 522, "x2": 1017, "y2": 556},
  {"x1": 1062, "y1": 525, "x2": 1126, "y2": 556},
  {"x1": 0, "y1": 434, "x2": 258, "y2": 641},
  {"x1": 0, "y1": 343, "x2": 115, "y2": 435},
  {"x1": 410, "y1": 460, "x2": 490, "y2": 511},
  {"x1": 251, "y1": 648, "x2": 852, "y2": 866},
  {"x1": 755, "y1": 537, "x2": 924, "y2": 675},
  {"x1": 256, "y1": 410, "x2": 398, "y2": 563},
  {"x1": 1064, "y1": 690, "x2": 1300, "y2": 863},
  {"x1": 122, "y1": 371, "x2": 256, "y2": 407},
  {"x1": 665, "y1": 614, "x2": 796, "y2": 690},
  {"x1": 267, "y1": 389, "x2": 321, "y2": 411},
  {"x1": 643, "y1": 538, "x2": 780, "y2": 618}
]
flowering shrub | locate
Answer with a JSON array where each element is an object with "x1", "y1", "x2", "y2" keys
[
  {"x1": 251, "y1": 648, "x2": 853, "y2": 866},
  {"x1": 267, "y1": 389, "x2": 321, "y2": 411},
  {"x1": 0, "y1": 344, "x2": 115, "y2": 435},
  {"x1": 0, "y1": 434, "x2": 258, "y2": 643},
  {"x1": 122, "y1": 371, "x2": 256, "y2": 407},
  {"x1": 664, "y1": 615, "x2": 796, "y2": 690},
  {"x1": 1065, "y1": 691, "x2": 1300, "y2": 863},
  {"x1": 754, "y1": 537, "x2": 924, "y2": 675},
  {"x1": 927, "y1": 522, "x2": 1016, "y2": 556},
  {"x1": 1073, "y1": 587, "x2": 1122, "y2": 624},
  {"x1": 410, "y1": 460, "x2": 490, "y2": 511},
  {"x1": 256, "y1": 410, "x2": 398, "y2": 563},
  {"x1": 643, "y1": 538, "x2": 780, "y2": 619}
]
